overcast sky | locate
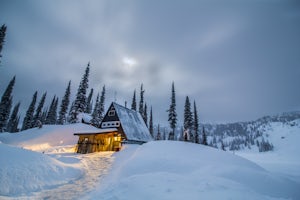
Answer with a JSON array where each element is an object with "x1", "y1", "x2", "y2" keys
[{"x1": 1, "y1": 0, "x2": 300, "y2": 125}]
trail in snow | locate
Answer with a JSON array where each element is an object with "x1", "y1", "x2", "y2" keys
[{"x1": 12, "y1": 152, "x2": 114, "y2": 200}]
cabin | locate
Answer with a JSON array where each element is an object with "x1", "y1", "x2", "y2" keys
[{"x1": 74, "y1": 102, "x2": 152, "y2": 153}]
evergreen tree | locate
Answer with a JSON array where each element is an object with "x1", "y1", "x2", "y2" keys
[
  {"x1": 22, "y1": 91, "x2": 38, "y2": 130},
  {"x1": 91, "y1": 93, "x2": 100, "y2": 127},
  {"x1": 69, "y1": 63, "x2": 90, "y2": 123},
  {"x1": 0, "y1": 24, "x2": 7, "y2": 64},
  {"x1": 58, "y1": 80, "x2": 71, "y2": 125},
  {"x1": 193, "y1": 101, "x2": 199, "y2": 143},
  {"x1": 183, "y1": 96, "x2": 193, "y2": 141},
  {"x1": 149, "y1": 106, "x2": 154, "y2": 138},
  {"x1": 67, "y1": 101, "x2": 75, "y2": 122},
  {"x1": 0, "y1": 76, "x2": 15, "y2": 132},
  {"x1": 201, "y1": 127, "x2": 208, "y2": 145},
  {"x1": 167, "y1": 82, "x2": 177, "y2": 140},
  {"x1": 85, "y1": 88, "x2": 93, "y2": 113},
  {"x1": 32, "y1": 92, "x2": 47, "y2": 128},
  {"x1": 99, "y1": 85, "x2": 105, "y2": 122},
  {"x1": 131, "y1": 89, "x2": 137, "y2": 111},
  {"x1": 6, "y1": 102, "x2": 20, "y2": 133},
  {"x1": 46, "y1": 96, "x2": 58, "y2": 124},
  {"x1": 139, "y1": 84, "x2": 144, "y2": 116},
  {"x1": 41, "y1": 108, "x2": 48, "y2": 124},
  {"x1": 143, "y1": 103, "x2": 148, "y2": 126}
]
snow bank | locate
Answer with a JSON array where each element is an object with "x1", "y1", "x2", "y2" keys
[
  {"x1": 0, "y1": 143, "x2": 82, "y2": 196},
  {"x1": 90, "y1": 141, "x2": 300, "y2": 200},
  {"x1": 0, "y1": 123, "x2": 99, "y2": 152}
]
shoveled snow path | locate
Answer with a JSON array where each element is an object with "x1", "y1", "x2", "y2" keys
[
  {"x1": 3, "y1": 152, "x2": 115, "y2": 200},
  {"x1": 37, "y1": 152, "x2": 114, "y2": 200}
]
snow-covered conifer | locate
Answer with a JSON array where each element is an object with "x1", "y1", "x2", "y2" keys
[
  {"x1": 0, "y1": 76, "x2": 15, "y2": 132},
  {"x1": 6, "y1": 102, "x2": 20, "y2": 133},
  {"x1": 184, "y1": 96, "x2": 193, "y2": 141},
  {"x1": 46, "y1": 96, "x2": 58, "y2": 124},
  {"x1": 149, "y1": 106, "x2": 154, "y2": 138},
  {"x1": 139, "y1": 84, "x2": 144, "y2": 116},
  {"x1": 143, "y1": 103, "x2": 148, "y2": 126},
  {"x1": 193, "y1": 101, "x2": 199, "y2": 143},
  {"x1": 69, "y1": 63, "x2": 90, "y2": 123},
  {"x1": 0, "y1": 24, "x2": 7, "y2": 63},
  {"x1": 58, "y1": 81, "x2": 71, "y2": 124},
  {"x1": 99, "y1": 85, "x2": 105, "y2": 122},
  {"x1": 167, "y1": 82, "x2": 177, "y2": 140},
  {"x1": 85, "y1": 88, "x2": 93, "y2": 113},
  {"x1": 131, "y1": 89, "x2": 137, "y2": 111},
  {"x1": 32, "y1": 92, "x2": 47, "y2": 128},
  {"x1": 91, "y1": 93, "x2": 100, "y2": 127},
  {"x1": 22, "y1": 91, "x2": 38, "y2": 130}
]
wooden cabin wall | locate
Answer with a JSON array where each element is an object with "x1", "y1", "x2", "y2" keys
[{"x1": 76, "y1": 132, "x2": 121, "y2": 153}]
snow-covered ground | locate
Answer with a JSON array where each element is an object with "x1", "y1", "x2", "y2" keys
[
  {"x1": 0, "y1": 124, "x2": 115, "y2": 199},
  {"x1": 88, "y1": 141, "x2": 300, "y2": 200},
  {"x1": 0, "y1": 122, "x2": 299, "y2": 200},
  {"x1": 237, "y1": 120, "x2": 300, "y2": 182}
]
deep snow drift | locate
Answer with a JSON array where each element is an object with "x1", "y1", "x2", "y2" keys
[
  {"x1": 0, "y1": 143, "x2": 82, "y2": 196},
  {"x1": 89, "y1": 141, "x2": 300, "y2": 200}
]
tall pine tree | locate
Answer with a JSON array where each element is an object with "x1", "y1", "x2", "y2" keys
[
  {"x1": 45, "y1": 96, "x2": 58, "y2": 124},
  {"x1": 0, "y1": 24, "x2": 7, "y2": 64},
  {"x1": 143, "y1": 103, "x2": 148, "y2": 126},
  {"x1": 22, "y1": 91, "x2": 38, "y2": 130},
  {"x1": 91, "y1": 93, "x2": 100, "y2": 127},
  {"x1": 58, "y1": 80, "x2": 71, "y2": 125},
  {"x1": 32, "y1": 92, "x2": 47, "y2": 127},
  {"x1": 99, "y1": 85, "x2": 105, "y2": 121},
  {"x1": 69, "y1": 63, "x2": 90, "y2": 123},
  {"x1": 85, "y1": 88, "x2": 93, "y2": 113},
  {"x1": 0, "y1": 76, "x2": 15, "y2": 132},
  {"x1": 138, "y1": 84, "x2": 144, "y2": 116},
  {"x1": 183, "y1": 96, "x2": 193, "y2": 141},
  {"x1": 167, "y1": 82, "x2": 177, "y2": 140},
  {"x1": 6, "y1": 102, "x2": 20, "y2": 133},
  {"x1": 149, "y1": 106, "x2": 154, "y2": 138},
  {"x1": 131, "y1": 89, "x2": 137, "y2": 111},
  {"x1": 193, "y1": 101, "x2": 199, "y2": 143}
]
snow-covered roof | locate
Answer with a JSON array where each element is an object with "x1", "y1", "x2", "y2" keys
[
  {"x1": 74, "y1": 128, "x2": 118, "y2": 135},
  {"x1": 112, "y1": 102, "x2": 152, "y2": 142}
]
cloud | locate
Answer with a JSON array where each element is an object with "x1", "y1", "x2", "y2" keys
[{"x1": 1, "y1": 0, "x2": 300, "y2": 125}]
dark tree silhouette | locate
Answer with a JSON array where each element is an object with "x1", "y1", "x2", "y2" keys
[
  {"x1": 0, "y1": 76, "x2": 15, "y2": 132},
  {"x1": 58, "y1": 81, "x2": 71, "y2": 125},
  {"x1": 167, "y1": 82, "x2": 177, "y2": 140},
  {"x1": 22, "y1": 91, "x2": 38, "y2": 131}
]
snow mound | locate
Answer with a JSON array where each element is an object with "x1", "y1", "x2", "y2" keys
[
  {"x1": 0, "y1": 123, "x2": 99, "y2": 152},
  {"x1": 0, "y1": 143, "x2": 82, "y2": 196},
  {"x1": 91, "y1": 141, "x2": 300, "y2": 200}
]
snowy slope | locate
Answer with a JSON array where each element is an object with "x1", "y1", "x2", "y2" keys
[
  {"x1": 0, "y1": 123, "x2": 99, "y2": 152},
  {"x1": 89, "y1": 141, "x2": 300, "y2": 200},
  {"x1": 0, "y1": 143, "x2": 82, "y2": 196},
  {"x1": 237, "y1": 119, "x2": 300, "y2": 179}
]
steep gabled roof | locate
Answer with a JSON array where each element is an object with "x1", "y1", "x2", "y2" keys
[{"x1": 111, "y1": 102, "x2": 152, "y2": 142}]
